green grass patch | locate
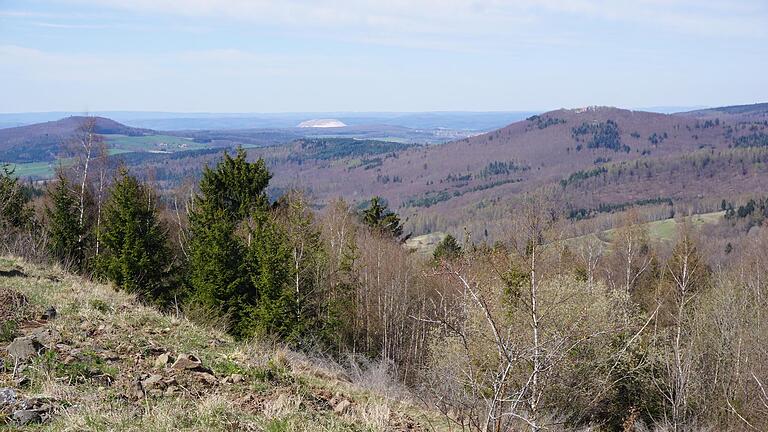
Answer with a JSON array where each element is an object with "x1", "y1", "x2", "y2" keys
[
  {"x1": 104, "y1": 134, "x2": 203, "y2": 152},
  {"x1": 568, "y1": 211, "x2": 724, "y2": 249}
]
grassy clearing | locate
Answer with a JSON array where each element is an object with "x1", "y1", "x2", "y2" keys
[
  {"x1": 568, "y1": 211, "x2": 724, "y2": 249},
  {"x1": 104, "y1": 134, "x2": 204, "y2": 152},
  {"x1": 7, "y1": 161, "x2": 55, "y2": 177},
  {"x1": 0, "y1": 257, "x2": 439, "y2": 431},
  {"x1": 5, "y1": 149, "x2": 133, "y2": 179},
  {"x1": 405, "y1": 232, "x2": 446, "y2": 257}
]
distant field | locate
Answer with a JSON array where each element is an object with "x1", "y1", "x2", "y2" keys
[
  {"x1": 104, "y1": 134, "x2": 202, "y2": 152},
  {"x1": 406, "y1": 212, "x2": 725, "y2": 257},
  {"x1": 570, "y1": 211, "x2": 725, "y2": 249},
  {"x1": 8, "y1": 161, "x2": 54, "y2": 177},
  {"x1": 405, "y1": 232, "x2": 446, "y2": 256},
  {"x1": 7, "y1": 148, "x2": 133, "y2": 179},
  {"x1": 3, "y1": 133, "x2": 208, "y2": 180}
]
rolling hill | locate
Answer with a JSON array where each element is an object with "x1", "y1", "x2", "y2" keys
[
  {"x1": 246, "y1": 104, "x2": 768, "y2": 238},
  {"x1": 0, "y1": 117, "x2": 154, "y2": 163}
]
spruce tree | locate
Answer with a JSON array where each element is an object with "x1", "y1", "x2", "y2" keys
[
  {"x1": 243, "y1": 214, "x2": 293, "y2": 339},
  {"x1": 197, "y1": 148, "x2": 271, "y2": 222},
  {"x1": 187, "y1": 148, "x2": 274, "y2": 336},
  {"x1": 362, "y1": 196, "x2": 403, "y2": 238},
  {"x1": 46, "y1": 172, "x2": 87, "y2": 270},
  {"x1": 433, "y1": 234, "x2": 462, "y2": 262},
  {"x1": 0, "y1": 164, "x2": 32, "y2": 231},
  {"x1": 98, "y1": 167, "x2": 171, "y2": 302}
]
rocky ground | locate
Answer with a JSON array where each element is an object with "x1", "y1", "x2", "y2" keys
[{"x1": 0, "y1": 257, "x2": 438, "y2": 431}]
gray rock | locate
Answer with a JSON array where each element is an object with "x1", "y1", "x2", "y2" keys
[
  {"x1": 7, "y1": 336, "x2": 45, "y2": 360},
  {"x1": 128, "y1": 378, "x2": 145, "y2": 400},
  {"x1": 27, "y1": 327, "x2": 61, "y2": 346},
  {"x1": 194, "y1": 371, "x2": 218, "y2": 386},
  {"x1": 41, "y1": 307, "x2": 57, "y2": 320},
  {"x1": 0, "y1": 387, "x2": 17, "y2": 405},
  {"x1": 12, "y1": 409, "x2": 41, "y2": 426},
  {"x1": 230, "y1": 373, "x2": 245, "y2": 383}
]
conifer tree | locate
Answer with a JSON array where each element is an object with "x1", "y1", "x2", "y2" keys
[
  {"x1": 188, "y1": 204, "x2": 248, "y2": 325},
  {"x1": 0, "y1": 164, "x2": 30, "y2": 227},
  {"x1": 243, "y1": 214, "x2": 293, "y2": 339},
  {"x1": 362, "y1": 196, "x2": 403, "y2": 238},
  {"x1": 197, "y1": 148, "x2": 271, "y2": 222},
  {"x1": 46, "y1": 171, "x2": 87, "y2": 270},
  {"x1": 433, "y1": 234, "x2": 462, "y2": 262},
  {"x1": 98, "y1": 167, "x2": 171, "y2": 302},
  {"x1": 187, "y1": 148, "x2": 274, "y2": 336}
]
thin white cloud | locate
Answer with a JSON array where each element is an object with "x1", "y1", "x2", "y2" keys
[
  {"x1": 32, "y1": 21, "x2": 109, "y2": 29},
  {"x1": 53, "y1": 0, "x2": 767, "y2": 38}
]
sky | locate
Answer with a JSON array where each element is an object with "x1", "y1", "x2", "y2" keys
[{"x1": 0, "y1": 0, "x2": 766, "y2": 113}]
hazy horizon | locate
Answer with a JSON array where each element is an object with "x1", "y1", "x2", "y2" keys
[{"x1": 0, "y1": 105, "x2": 719, "y2": 117}]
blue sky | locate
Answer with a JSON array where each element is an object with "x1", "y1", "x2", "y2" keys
[{"x1": 1, "y1": 0, "x2": 766, "y2": 113}]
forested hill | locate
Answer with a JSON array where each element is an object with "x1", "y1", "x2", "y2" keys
[
  {"x1": 0, "y1": 116, "x2": 154, "y2": 163},
  {"x1": 678, "y1": 102, "x2": 768, "y2": 120},
  {"x1": 253, "y1": 105, "x2": 768, "y2": 236}
]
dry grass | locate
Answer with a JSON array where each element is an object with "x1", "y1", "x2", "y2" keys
[{"x1": 0, "y1": 256, "x2": 439, "y2": 431}]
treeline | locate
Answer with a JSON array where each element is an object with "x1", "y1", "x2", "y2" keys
[
  {"x1": 567, "y1": 197, "x2": 673, "y2": 221},
  {"x1": 723, "y1": 197, "x2": 768, "y2": 229},
  {"x1": 287, "y1": 138, "x2": 412, "y2": 163},
  {"x1": 2, "y1": 147, "x2": 425, "y2": 351}
]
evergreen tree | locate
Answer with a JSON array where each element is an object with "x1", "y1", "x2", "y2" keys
[
  {"x1": 197, "y1": 148, "x2": 271, "y2": 222},
  {"x1": 0, "y1": 164, "x2": 32, "y2": 231},
  {"x1": 362, "y1": 196, "x2": 403, "y2": 238},
  {"x1": 433, "y1": 234, "x2": 462, "y2": 262},
  {"x1": 98, "y1": 167, "x2": 171, "y2": 302},
  {"x1": 188, "y1": 205, "x2": 248, "y2": 326},
  {"x1": 243, "y1": 214, "x2": 293, "y2": 339},
  {"x1": 46, "y1": 172, "x2": 87, "y2": 270},
  {"x1": 187, "y1": 148, "x2": 275, "y2": 337}
]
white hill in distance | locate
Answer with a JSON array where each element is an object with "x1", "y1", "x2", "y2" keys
[{"x1": 297, "y1": 118, "x2": 347, "y2": 128}]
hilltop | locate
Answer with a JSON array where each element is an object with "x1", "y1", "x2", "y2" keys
[
  {"x1": 0, "y1": 117, "x2": 153, "y2": 163},
  {"x1": 0, "y1": 257, "x2": 437, "y2": 430}
]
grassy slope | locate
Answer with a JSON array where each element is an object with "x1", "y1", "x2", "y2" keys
[
  {"x1": 404, "y1": 233, "x2": 446, "y2": 257},
  {"x1": 568, "y1": 211, "x2": 724, "y2": 249},
  {"x1": 8, "y1": 149, "x2": 133, "y2": 178},
  {"x1": 405, "y1": 212, "x2": 724, "y2": 256},
  {"x1": 104, "y1": 135, "x2": 204, "y2": 152},
  {"x1": 0, "y1": 257, "x2": 440, "y2": 431}
]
